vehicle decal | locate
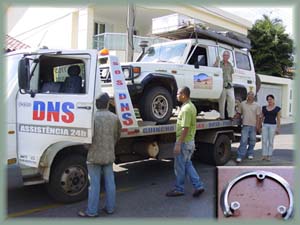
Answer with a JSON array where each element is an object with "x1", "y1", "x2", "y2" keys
[
  {"x1": 32, "y1": 101, "x2": 74, "y2": 123},
  {"x1": 142, "y1": 125, "x2": 175, "y2": 134},
  {"x1": 193, "y1": 73, "x2": 213, "y2": 89},
  {"x1": 108, "y1": 56, "x2": 139, "y2": 129},
  {"x1": 19, "y1": 123, "x2": 88, "y2": 137}
]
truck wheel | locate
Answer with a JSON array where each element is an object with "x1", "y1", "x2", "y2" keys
[
  {"x1": 140, "y1": 86, "x2": 173, "y2": 124},
  {"x1": 211, "y1": 135, "x2": 231, "y2": 166},
  {"x1": 46, "y1": 154, "x2": 88, "y2": 203}
]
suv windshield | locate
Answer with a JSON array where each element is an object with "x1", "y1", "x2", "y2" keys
[{"x1": 140, "y1": 43, "x2": 187, "y2": 63}]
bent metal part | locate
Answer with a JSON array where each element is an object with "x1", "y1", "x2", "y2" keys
[{"x1": 220, "y1": 170, "x2": 294, "y2": 220}]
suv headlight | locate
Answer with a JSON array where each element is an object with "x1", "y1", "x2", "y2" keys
[{"x1": 122, "y1": 68, "x2": 130, "y2": 79}]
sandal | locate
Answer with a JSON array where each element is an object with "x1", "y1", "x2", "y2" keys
[{"x1": 77, "y1": 210, "x2": 98, "y2": 217}]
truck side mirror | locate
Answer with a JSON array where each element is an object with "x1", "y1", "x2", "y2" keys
[{"x1": 18, "y1": 58, "x2": 30, "y2": 92}]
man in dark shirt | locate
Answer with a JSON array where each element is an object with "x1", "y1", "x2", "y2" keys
[{"x1": 78, "y1": 93, "x2": 121, "y2": 217}]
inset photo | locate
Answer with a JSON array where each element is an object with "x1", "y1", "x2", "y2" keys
[{"x1": 217, "y1": 166, "x2": 294, "y2": 220}]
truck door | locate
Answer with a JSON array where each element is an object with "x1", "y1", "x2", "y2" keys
[
  {"x1": 16, "y1": 51, "x2": 97, "y2": 167},
  {"x1": 185, "y1": 44, "x2": 223, "y2": 99}
]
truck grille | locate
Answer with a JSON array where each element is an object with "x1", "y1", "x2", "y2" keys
[
  {"x1": 100, "y1": 66, "x2": 133, "y2": 83},
  {"x1": 100, "y1": 68, "x2": 111, "y2": 83}
]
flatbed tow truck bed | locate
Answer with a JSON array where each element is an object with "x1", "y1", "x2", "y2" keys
[{"x1": 121, "y1": 117, "x2": 241, "y2": 138}]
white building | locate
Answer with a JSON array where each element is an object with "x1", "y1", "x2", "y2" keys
[
  {"x1": 6, "y1": 4, "x2": 252, "y2": 56},
  {"x1": 257, "y1": 75, "x2": 293, "y2": 118}
]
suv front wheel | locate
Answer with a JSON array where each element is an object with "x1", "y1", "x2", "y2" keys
[{"x1": 140, "y1": 86, "x2": 173, "y2": 124}]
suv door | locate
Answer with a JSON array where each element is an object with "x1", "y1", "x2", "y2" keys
[
  {"x1": 234, "y1": 49, "x2": 256, "y2": 93},
  {"x1": 16, "y1": 51, "x2": 97, "y2": 167},
  {"x1": 184, "y1": 44, "x2": 223, "y2": 100}
]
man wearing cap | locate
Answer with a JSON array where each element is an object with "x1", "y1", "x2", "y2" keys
[{"x1": 78, "y1": 93, "x2": 122, "y2": 217}]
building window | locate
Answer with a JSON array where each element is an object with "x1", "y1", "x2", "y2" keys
[{"x1": 94, "y1": 23, "x2": 105, "y2": 35}]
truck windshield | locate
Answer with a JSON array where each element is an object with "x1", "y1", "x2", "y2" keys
[{"x1": 140, "y1": 43, "x2": 187, "y2": 63}]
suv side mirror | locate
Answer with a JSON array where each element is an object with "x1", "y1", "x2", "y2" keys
[{"x1": 18, "y1": 58, "x2": 30, "y2": 92}]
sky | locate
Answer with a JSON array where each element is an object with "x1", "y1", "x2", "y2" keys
[{"x1": 219, "y1": 7, "x2": 293, "y2": 38}]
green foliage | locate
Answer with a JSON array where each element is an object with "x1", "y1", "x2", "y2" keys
[{"x1": 248, "y1": 15, "x2": 294, "y2": 77}]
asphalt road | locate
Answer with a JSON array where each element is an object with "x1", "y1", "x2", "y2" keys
[
  {"x1": 6, "y1": 123, "x2": 294, "y2": 218},
  {"x1": 7, "y1": 160, "x2": 216, "y2": 218}
]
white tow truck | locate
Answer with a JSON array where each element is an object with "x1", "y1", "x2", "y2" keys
[{"x1": 6, "y1": 48, "x2": 241, "y2": 203}]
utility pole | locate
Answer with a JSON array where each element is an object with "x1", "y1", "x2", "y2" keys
[{"x1": 126, "y1": 3, "x2": 135, "y2": 62}]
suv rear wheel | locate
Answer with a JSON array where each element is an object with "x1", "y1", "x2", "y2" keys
[{"x1": 140, "y1": 86, "x2": 173, "y2": 124}]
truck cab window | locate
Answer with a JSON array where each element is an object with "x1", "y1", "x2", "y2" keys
[
  {"x1": 187, "y1": 46, "x2": 207, "y2": 67},
  {"x1": 207, "y1": 46, "x2": 218, "y2": 67},
  {"x1": 218, "y1": 47, "x2": 234, "y2": 66},
  {"x1": 235, "y1": 51, "x2": 251, "y2": 70},
  {"x1": 38, "y1": 56, "x2": 86, "y2": 94}
]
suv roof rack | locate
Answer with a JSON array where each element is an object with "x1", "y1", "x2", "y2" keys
[{"x1": 153, "y1": 24, "x2": 251, "y2": 49}]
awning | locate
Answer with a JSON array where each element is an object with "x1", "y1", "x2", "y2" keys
[{"x1": 5, "y1": 35, "x2": 31, "y2": 52}]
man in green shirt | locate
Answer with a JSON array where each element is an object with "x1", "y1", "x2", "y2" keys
[{"x1": 166, "y1": 87, "x2": 205, "y2": 197}]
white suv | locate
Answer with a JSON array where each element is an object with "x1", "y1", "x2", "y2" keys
[{"x1": 101, "y1": 38, "x2": 257, "y2": 124}]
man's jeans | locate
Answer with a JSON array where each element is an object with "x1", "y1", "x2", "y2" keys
[
  {"x1": 237, "y1": 125, "x2": 257, "y2": 158},
  {"x1": 86, "y1": 163, "x2": 116, "y2": 216},
  {"x1": 262, "y1": 124, "x2": 277, "y2": 156},
  {"x1": 174, "y1": 141, "x2": 204, "y2": 193},
  {"x1": 218, "y1": 87, "x2": 235, "y2": 119}
]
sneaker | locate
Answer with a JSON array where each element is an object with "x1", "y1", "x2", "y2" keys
[
  {"x1": 77, "y1": 210, "x2": 98, "y2": 218},
  {"x1": 102, "y1": 207, "x2": 114, "y2": 215},
  {"x1": 248, "y1": 155, "x2": 254, "y2": 160},
  {"x1": 236, "y1": 158, "x2": 242, "y2": 163},
  {"x1": 166, "y1": 189, "x2": 184, "y2": 197},
  {"x1": 193, "y1": 188, "x2": 205, "y2": 197}
]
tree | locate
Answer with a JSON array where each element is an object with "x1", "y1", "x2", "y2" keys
[{"x1": 248, "y1": 15, "x2": 294, "y2": 77}]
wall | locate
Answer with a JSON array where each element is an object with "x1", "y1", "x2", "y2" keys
[
  {"x1": 257, "y1": 74, "x2": 294, "y2": 118},
  {"x1": 7, "y1": 7, "x2": 77, "y2": 49}
]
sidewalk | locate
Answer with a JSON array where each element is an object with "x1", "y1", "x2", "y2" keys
[
  {"x1": 280, "y1": 116, "x2": 294, "y2": 125},
  {"x1": 225, "y1": 122, "x2": 294, "y2": 166}
]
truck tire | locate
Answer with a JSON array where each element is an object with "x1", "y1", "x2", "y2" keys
[
  {"x1": 194, "y1": 134, "x2": 231, "y2": 166},
  {"x1": 140, "y1": 86, "x2": 173, "y2": 124},
  {"x1": 46, "y1": 154, "x2": 88, "y2": 203},
  {"x1": 211, "y1": 135, "x2": 231, "y2": 166}
]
